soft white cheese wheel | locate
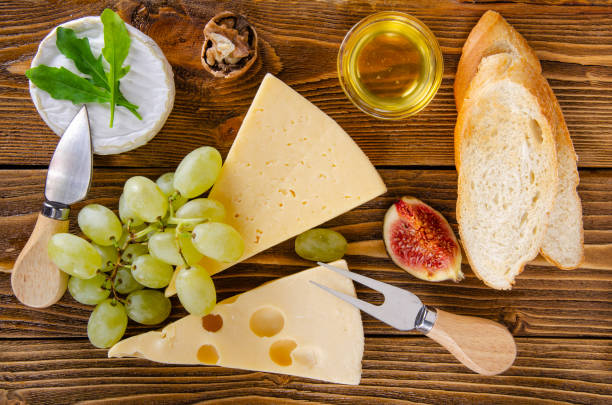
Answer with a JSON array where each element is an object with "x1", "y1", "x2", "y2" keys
[{"x1": 30, "y1": 16, "x2": 175, "y2": 155}]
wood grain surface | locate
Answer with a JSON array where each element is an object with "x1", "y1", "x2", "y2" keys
[
  {"x1": 1, "y1": 0, "x2": 612, "y2": 404},
  {"x1": 1, "y1": 338, "x2": 610, "y2": 404},
  {"x1": 2, "y1": 0, "x2": 612, "y2": 167}
]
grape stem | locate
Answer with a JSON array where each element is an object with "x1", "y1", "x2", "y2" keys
[
  {"x1": 133, "y1": 223, "x2": 159, "y2": 239},
  {"x1": 174, "y1": 222, "x2": 190, "y2": 266}
]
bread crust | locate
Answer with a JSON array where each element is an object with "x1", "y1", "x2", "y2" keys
[
  {"x1": 454, "y1": 10, "x2": 541, "y2": 112},
  {"x1": 455, "y1": 54, "x2": 559, "y2": 289}
]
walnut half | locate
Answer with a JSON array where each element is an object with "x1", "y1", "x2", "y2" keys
[{"x1": 201, "y1": 11, "x2": 258, "y2": 79}]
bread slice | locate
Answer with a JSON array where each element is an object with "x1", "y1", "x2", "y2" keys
[
  {"x1": 455, "y1": 53, "x2": 558, "y2": 289},
  {"x1": 455, "y1": 10, "x2": 584, "y2": 270}
]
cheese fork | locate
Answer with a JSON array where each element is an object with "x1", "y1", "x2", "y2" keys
[{"x1": 311, "y1": 262, "x2": 516, "y2": 376}]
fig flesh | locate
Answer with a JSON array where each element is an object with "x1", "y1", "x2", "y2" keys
[{"x1": 383, "y1": 196, "x2": 463, "y2": 282}]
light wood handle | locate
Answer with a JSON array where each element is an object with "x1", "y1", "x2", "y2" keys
[
  {"x1": 426, "y1": 309, "x2": 516, "y2": 376},
  {"x1": 11, "y1": 213, "x2": 69, "y2": 308}
]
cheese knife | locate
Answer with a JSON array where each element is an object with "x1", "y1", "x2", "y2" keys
[
  {"x1": 11, "y1": 106, "x2": 93, "y2": 308},
  {"x1": 312, "y1": 262, "x2": 517, "y2": 376}
]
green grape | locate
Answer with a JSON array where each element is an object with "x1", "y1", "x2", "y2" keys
[
  {"x1": 87, "y1": 299, "x2": 128, "y2": 348},
  {"x1": 113, "y1": 267, "x2": 144, "y2": 294},
  {"x1": 93, "y1": 243, "x2": 118, "y2": 272},
  {"x1": 131, "y1": 254, "x2": 173, "y2": 288},
  {"x1": 175, "y1": 265, "x2": 216, "y2": 316},
  {"x1": 77, "y1": 204, "x2": 123, "y2": 246},
  {"x1": 156, "y1": 172, "x2": 188, "y2": 210},
  {"x1": 123, "y1": 176, "x2": 168, "y2": 222},
  {"x1": 295, "y1": 228, "x2": 347, "y2": 262},
  {"x1": 192, "y1": 222, "x2": 244, "y2": 262},
  {"x1": 121, "y1": 243, "x2": 149, "y2": 264},
  {"x1": 119, "y1": 193, "x2": 144, "y2": 227},
  {"x1": 173, "y1": 146, "x2": 222, "y2": 199},
  {"x1": 126, "y1": 289, "x2": 172, "y2": 325},
  {"x1": 68, "y1": 273, "x2": 110, "y2": 305},
  {"x1": 175, "y1": 198, "x2": 225, "y2": 223},
  {"x1": 48, "y1": 233, "x2": 101, "y2": 279},
  {"x1": 178, "y1": 233, "x2": 204, "y2": 265},
  {"x1": 148, "y1": 230, "x2": 183, "y2": 266}
]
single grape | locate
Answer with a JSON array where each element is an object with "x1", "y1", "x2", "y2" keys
[
  {"x1": 121, "y1": 243, "x2": 149, "y2": 264},
  {"x1": 119, "y1": 193, "x2": 144, "y2": 227},
  {"x1": 175, "y1": 198, "x2": 225, "y2": 223},
  {"x1": 173, "y1": 146, "x2": 222, "y2": 198},
  {"x1": 156, "y1": 172, "x2": 188, "y2": 210},
  {"x1": 126, "y1": 289, "x2": 171, "y2": 325},
  {"x1": 295, "y1": 228, "x2": 347, "y2": 262},
  {"x1": 192, "y1": 222, "x2": 244, "y2": 262},
  {"x1": 148, "y1": 230, "x2": 184, "y2": 266},
  {"x1": 93, "y1": 243, "x2": 118, "y2": 272},
  {"x1": 113, "y1": 267, "x2": 144, "y2": 294},
  {"x1": 77, "y1": 204, "x2": 122, "y2": 246},
  {"x1": 48, "y1": 233, "x2": 101, "y2": 279},
  {"x1": 87, "y1": 299, "x2": 128, "y2": 348},
  {"x1": 131, "y1": 254, "x2": 174, "y2": 288},
  {"x1": 175, "y1": 265, "x2": 216, "y2": 316},
  {"x1": 178, "y1": 233, "x2": 204, "y2": 265},
  {"x1": 68, "y1": 273, "x2": 110, "y2": 305},
  {"x1": 123, "y1": 176, "x2": 168, "y2": 222}
]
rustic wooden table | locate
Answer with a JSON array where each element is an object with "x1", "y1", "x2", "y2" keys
[{"x1": 1, "y1": 0, "x2": 611, "y2": 404}]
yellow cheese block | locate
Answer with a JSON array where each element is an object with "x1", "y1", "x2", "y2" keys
[
  {"x1": 166, "y1": 74, "x2": 385, "y2": 296},
  {"x1": 109, "y1": 260, "x2": 364, "y2": 385}
]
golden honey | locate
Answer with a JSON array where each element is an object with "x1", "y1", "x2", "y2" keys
[{"x1": 338, "y1": 12, "x2": 443, "y2": 119}]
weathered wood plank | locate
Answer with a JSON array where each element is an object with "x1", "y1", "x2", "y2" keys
[
  {"x1": 1, "y1": 338, "x2": 610, "y2": 404},
  {"x1": 1, "y1": 1, "x2": 612, "y2": 167},
  {"x1": 1, "y1": 168, "x2": 610, "y2": 338}
]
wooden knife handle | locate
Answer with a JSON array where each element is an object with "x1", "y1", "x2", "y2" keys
[
  {"x1": 10, "y1": 213, "x2": 69, "y2": 308},
  {"x1": 425, "y1": 309, "x2": 516, "y2": 376}
]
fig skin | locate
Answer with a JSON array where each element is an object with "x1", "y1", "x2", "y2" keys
[{"x1": 383, "y1": 196, "x2": 463, "y2": 282}]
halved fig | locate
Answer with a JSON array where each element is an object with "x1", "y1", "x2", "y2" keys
[{"x1": 383, "y1": 196, "x2": 463, "y2": 282}]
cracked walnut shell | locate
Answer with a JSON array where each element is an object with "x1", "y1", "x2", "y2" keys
[{"x1": 201, "y1": 11, "x2": 258, "y2": 79}]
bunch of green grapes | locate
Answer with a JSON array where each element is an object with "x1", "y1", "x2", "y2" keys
[{"x1": 47, "y1": 146, "x2": 245, "y2": 348}]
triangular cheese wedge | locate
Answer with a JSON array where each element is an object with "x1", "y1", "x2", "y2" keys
[
  {"x1": 110, "y1": 260, "x2": 364, "y2": 385},
  {"x1": 170, "y1": 74, "x2": 386, "y2": 293}
]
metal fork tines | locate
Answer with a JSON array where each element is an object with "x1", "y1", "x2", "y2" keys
[{"x1": 312, "y1": 262, "x2": 437, "y2": 333}]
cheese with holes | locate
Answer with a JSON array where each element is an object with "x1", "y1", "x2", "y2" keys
[
  {"x1": 109, "y1": 260, "x2": 364, "y2": 385},
  {"x1": 165, "y1": 74, "x2": 385, "y2": 295},
  {"x1": 30, "y1": 16, "x2": 175, "y2": 154}
]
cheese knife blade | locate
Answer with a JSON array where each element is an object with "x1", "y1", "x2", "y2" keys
[{"x1": 44, "y1": 105, "x2": 92, "y2": 218}]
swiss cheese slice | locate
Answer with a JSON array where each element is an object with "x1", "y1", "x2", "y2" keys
[
  {"x1": 30, "y1": 16, "x2": 175, "y2": 154},
  {"x1": 167, "y1": 74, "x2": 386, "y2": 295},
  {"x1": 109, "y1": 260, "x2": 364, "y2": 385}
]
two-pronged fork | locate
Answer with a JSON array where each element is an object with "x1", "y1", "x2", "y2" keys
[{"x1": 311, "y1": 262, "x2": 516, "y2": 376}]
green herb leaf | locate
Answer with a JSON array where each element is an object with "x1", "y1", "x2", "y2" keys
[
  {"x1": 26, "y1": 65, "x2": 111, "y2": 104},
  {"x1": 55, "y1": 26, "x2": 141, "y2": 122},
  {"x1": 56, "y1": 27, "x2": 108, "y2": 90},
  {"x1": 101, "y1": 9, "x2": 132, "y2": 128}
]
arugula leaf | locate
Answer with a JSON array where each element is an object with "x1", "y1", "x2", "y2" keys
[
  {"x1": 26, "y1": 65, "x2": 111, "y2": 104},
  {"x1": 101, "y1": 9, "x2": 132, "y2": 128},
  {"x1": 56, "y1": 26, "x2": 142, "y2": 122},
  {"x1": 56, "y1": 27, "x2": 108, "y2": 90}
]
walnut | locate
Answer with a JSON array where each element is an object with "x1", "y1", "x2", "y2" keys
[{"x1": 201, "y1": 11, "x2": 258, "y2": 79}]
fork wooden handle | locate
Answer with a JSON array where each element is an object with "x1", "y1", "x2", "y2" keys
[{"x1": 426, "y1": 309, "x2": 516, "y2": 376}]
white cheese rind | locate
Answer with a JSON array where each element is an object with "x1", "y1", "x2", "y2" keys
[
  {"x1": 109, "y1": 260, "x2": 364, "y2": 385},
  {"x1": 29, "y1": 16, "x2": 175, "y2": 155}
]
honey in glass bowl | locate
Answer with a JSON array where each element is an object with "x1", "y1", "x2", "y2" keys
[{"x1": 338, "y1": 12, "x2": 443, "y2": 119}]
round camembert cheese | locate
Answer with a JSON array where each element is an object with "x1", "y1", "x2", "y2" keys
[{"x1": 30, "y1": 16, "x2": 175, "y2": 154}]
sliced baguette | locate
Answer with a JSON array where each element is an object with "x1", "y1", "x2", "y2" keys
[
  {"x1": 455, "y1": 10, "x2": 584, "y2": 269},
  {"x1": 455, "y1": 53, "x2": 558, "y2": 289}
]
